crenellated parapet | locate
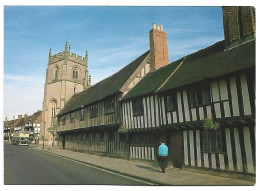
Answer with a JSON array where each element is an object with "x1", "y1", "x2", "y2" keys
[{"x1": 48, "y1": 42, "x2": 88, "y2": 65}]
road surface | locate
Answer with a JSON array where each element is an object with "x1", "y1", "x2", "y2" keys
[{"x1": 4, "y1": 143, "x2": 151, "y2": 185}]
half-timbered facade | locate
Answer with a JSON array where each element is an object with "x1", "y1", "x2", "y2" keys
[
  {"x1": 56, "y1": 23, "x2": 169, "y2": 158},
  {"x1": 121, "y1": 7, "x2": 255, "y2": 175},
  {"x1": 56, "y1": 51, "x2": 151, "y2": 158}
]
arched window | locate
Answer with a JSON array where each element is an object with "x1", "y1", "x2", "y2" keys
[
  {"x1": 72, "y1": 68, "x2": 78, "y2": 79},
  {"x1": 50, "y1": 99, "x2": 57, "y2": 127},
  {"x1": 55, "y1": 70, "x2": 58, "y2": 79},
  {"x1": 54, "y1": 66, "x2": 58, "y2": 80}
]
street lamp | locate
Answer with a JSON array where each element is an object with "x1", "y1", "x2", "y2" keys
[{"x1": 42, "y1": 121, "x2": 46, "y2": 150}]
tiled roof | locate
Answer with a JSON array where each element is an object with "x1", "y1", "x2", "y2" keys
[
  {"x1": 29, "y1": 110, "x2": 42, "y2": 123},
  {"x1": 158, "y1": 39, "x2": 255, "y2": 93},
  {"x1": 122, "y1": 39, "x2": 255, "y2": 100},
  {"x1": 57, "y1": 50, "x2": 150, "y2": 116},
  {"x1": 121, "y1": 61, "x2": 181, "y2": 101},
  {"x1": 15, "y1": 118, "x2": 25, "y2": 127}
]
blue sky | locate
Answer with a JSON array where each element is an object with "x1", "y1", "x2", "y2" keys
[{"x1": 4, "y1": 6, "x2": 224, "y2": 119}]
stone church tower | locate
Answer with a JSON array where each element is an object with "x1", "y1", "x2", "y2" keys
[{"x1": 40, "y1": 42, "x2": 90, "y2": 145}]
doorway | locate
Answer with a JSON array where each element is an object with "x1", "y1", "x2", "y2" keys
[{"x1": 170, "y1": 131, "x2": 184, "y2": 168}]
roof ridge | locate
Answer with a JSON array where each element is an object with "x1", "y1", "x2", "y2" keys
[
  {"x1": 172, "y1": 40, "x2": 225, "y2": 63},
  {"x1": 78, "y1": 50, "x2": 150, "y2": 94}
]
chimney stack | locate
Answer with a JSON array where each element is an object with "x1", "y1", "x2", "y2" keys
[{"x1": 149, "y1": 23, "x2": 169, "y2": 71}]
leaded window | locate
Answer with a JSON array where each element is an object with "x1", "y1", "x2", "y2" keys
[
  {"x1": 80, "y1": 108, "x2": 85, "y2": 121},
  {"x1": 189, "y1": 88, "x2": 199, "y2": 107},
  {"x1": 202, "y1": 129, "x2": 224, "y2": 153},
  {"x1": 90, "y1": 104, "x2": 98, "y2": 118},
  {"x1": 132, "y1": 98, "x2": 144, "y2": 116},
  {"x1": 62, "y1": 116, "x2": 66, "y2": 125},
  {"x1": 166, "y1": 93, "x2": 177, "y2": 112},
  {"x1": 200, "y1": 85, "x2": 211, "y2": 105},
  {"x1": 188, "y1": 84, "x2": 211, "y2": 107},
  {"x1": 104, "y1": 97, "x2": 115, "y2": 115},
  {"x1": 70, "y1": 112, "x2": 75, "y2": 123}
]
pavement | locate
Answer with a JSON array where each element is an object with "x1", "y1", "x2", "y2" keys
[{"x1": 34, "y1": 145, "x2": 255, "y2": 186}]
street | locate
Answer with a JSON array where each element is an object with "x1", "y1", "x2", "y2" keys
[{"x1": 4, "y1": 143, "x2": 150, "y2": 185}]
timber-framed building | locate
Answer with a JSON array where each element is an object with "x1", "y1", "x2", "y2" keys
[{"x1": 55, "y1": 6, "x2": 255, "y2": 176}]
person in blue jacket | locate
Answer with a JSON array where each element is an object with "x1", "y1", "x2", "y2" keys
[{"x1": 158, "y1": 140, "x2": 168, "y2": 173}]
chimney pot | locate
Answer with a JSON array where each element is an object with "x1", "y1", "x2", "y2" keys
[
  {"x1": 152, "y1": 23, "x2": 157, "y2": 29},
  {"x1": 160, "y1": 25, "x2": 163, "y2": 31}
]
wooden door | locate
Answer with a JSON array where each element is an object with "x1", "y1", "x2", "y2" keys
[{"x1": 170, "y1": 131, "x2": 183, "y2": 168}]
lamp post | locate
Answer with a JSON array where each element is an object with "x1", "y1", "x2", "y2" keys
[
  {"x1": 42, "y1": 121, "x2": 46, "y2": 150},
  {"x1": 10, "y1": 115, "x2": 15, "y2": 143}
]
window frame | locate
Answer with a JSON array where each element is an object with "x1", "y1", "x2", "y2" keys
[
  {"x1": 132, "y1": 98, "x2": 144, "y2": 116},
  {"x1": 188, "y1": 84, "x2": 211, "y2": 108},
  {"x1": 70, "y1": 112, "x2": 75, "y2": 123},
  {"x1": 80, "y1": 108, "x2": 85, "y2": 121},
  {"x1": 165, "y1": 93, "x2": 178, "y2": 112},
  {"x1": 61, "y1": 116, "x2": 66, "y2": 125},
  {"x1": 58, "y1": 117, "x2": 61, "y2": 126},
  {"x1": 90, "y1": 103, "x2": 98, "y2": 118},
  {"x1": 72, "y1": 69, "x2": 78, "y2": 79},
  {"x1": 201, "y1": 129, "x2": 224, "y2": 154},
  {"x1": 104, "y1": 97, "x2": 116, "y2": 115}
]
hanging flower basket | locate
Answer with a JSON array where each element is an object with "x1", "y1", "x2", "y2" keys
[
  {"x1": 117, "y1": 124, "x2": 128, "y2": 134},
  {"x1": 203, "y1": 117, "x2": 220, "y2": 130}
]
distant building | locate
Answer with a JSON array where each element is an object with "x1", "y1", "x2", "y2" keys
[
  {"x1": 3, "y1": 115, "x2": 23, "y2": 140},
  {"x1": 40, "y1": 43, "x2": 90, "y2": 145},
  {"x1": 24, "y1": 110, "x2": 42, "y2": 141}
]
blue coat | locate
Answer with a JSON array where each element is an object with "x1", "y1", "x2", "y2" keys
[{"x1": 158, "y1": 143, "x2": 168, "y2": 156}]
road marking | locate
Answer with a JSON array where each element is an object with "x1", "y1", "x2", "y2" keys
[{"x1": 45, "y1": 151, "x2": 157, "y2": 185}]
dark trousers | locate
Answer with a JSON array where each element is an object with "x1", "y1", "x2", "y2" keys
[{"x1": 159, "y1": 156, "x2": 168, "y2": 172}]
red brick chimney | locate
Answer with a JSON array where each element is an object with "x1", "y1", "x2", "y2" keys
[{"x1": 149, "y1": 23, "x2": 169, "y2": 71}]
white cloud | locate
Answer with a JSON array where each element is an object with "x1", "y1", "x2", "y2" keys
[
  {"x1": 169, "y1": 36, "x2": 223, "y2": 60},
  {"x1": 4, "y1": 74, "x2": 45, "y2": 119},
  {"x1": 4, "y1": 74, "x2": 35, "y2": 82}
]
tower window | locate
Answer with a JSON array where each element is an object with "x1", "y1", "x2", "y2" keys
[
  {"x1": 55, "y1": 70, "x2": 58, "y2": 79},
  {"x1": 54, "y1": 67, "x2": 59, "y2": 80},
  {"x1": 51, "y1": 100, "x2": 57, "y2": 127},
  {"x1": 73, "y1": 69, "x2": 78, "y2": 79}
]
